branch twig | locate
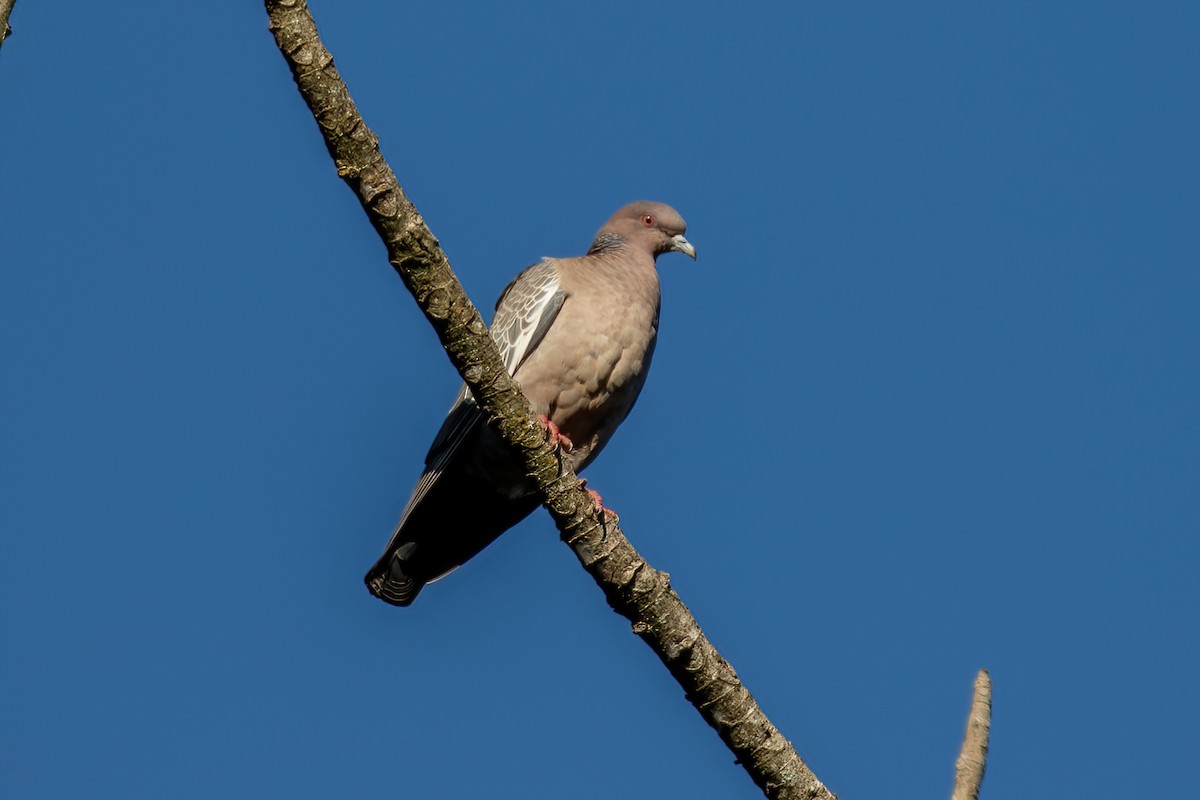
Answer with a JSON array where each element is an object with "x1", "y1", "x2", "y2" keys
[
  {"x1": 952, "y1": 669, "x2": 992, "y2": 800},
  {"x1": 263, "y1": 2, "x2": 833, "y2": 797},
  {"x1": 0, "y1": 0, "x2": 17, "y2": 51}
]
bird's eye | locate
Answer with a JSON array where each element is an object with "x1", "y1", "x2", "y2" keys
[{"x1": 642, "y1": 214, "x2": 655, "y2": 227}]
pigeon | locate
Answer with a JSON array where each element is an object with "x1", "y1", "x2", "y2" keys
[{"x1": 365, "y1": 201, "x2": 696, "y2": 606}]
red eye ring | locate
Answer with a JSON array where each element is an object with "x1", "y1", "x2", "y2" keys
[{"x1": 641, "y1": 214, "x2": 655, "y2": 227}]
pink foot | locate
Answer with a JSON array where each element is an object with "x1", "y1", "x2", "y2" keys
[
  {"x1": 538, "y1": 415, "x2": 573, "y2": 452},
  {"x1": 579, "y1": 478, "x2": 618, "y2": 522}
]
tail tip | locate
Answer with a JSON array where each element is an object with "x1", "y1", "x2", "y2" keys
[{"x1": 364, "y1": 561, "x2": 424, "y2": 607}]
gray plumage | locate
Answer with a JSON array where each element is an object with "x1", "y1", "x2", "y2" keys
[{"x1": 365, "y1": 201, "x2": 695, "y2": 606}]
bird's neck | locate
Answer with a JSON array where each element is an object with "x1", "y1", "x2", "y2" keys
[
  {"x1": 586, "y1": 232, "x2": 626, "y2": 256},
  {"x1": 569, "y1": 244, "x2": 660, "y2": 301}
]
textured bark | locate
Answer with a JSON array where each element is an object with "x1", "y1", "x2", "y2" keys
[
  {"x1": 952, "y1": 669, "x2": 992, "y2": 800},
  {"x1": 263, "y1": 2, "x2": 832, "y2": 797},
  {"x1": 0, "y1": 0, "x2": 16, "y2": 51},
  {"x1": 264, "y1": 4, "x2": 989, "y2": 799}
]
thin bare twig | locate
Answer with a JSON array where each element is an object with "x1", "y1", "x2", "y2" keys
[
  {"x1": 952, "y1": 669, "x2": 992, "y2": 800},
  {"x1": 0, "y1": 0, "x2": 17, "y2": 51}
]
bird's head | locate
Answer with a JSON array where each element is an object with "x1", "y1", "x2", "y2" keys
[{"x1": 589, "y1": 201, "x2": 696, "y2": 260}]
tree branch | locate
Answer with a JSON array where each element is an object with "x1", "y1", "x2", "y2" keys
[
  {"x1": 263, "y1": 2, "x2": 833, "y2": 797},
  {"x1": 952, "y1": 669, "x2": 992, "y2": 800},
  {"x1": 0, "y1": 0, "x2": 16, "y2": 52},
  {"x1": 265, "y1": 4, "x2": 994, "y2": 800}
]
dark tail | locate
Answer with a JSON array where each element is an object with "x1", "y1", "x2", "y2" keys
[
  {"x1": 364, "y1": 551, "x2": 424, "y2": 606},
  {"x1": 362, "y1": 493, "x2": 540, "y2": 607},
  {"x1": 363, "y1": 443, "x2": 545, "y2": 607}
]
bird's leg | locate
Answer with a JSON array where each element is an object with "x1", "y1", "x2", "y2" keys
[
  {"x1": 578, "y1": 478, "x2": 619, "y2": 525},
  {"x1": 538, "y1": 415, "x2": 573, "y2": 452},
  {"x1": 578, "y1": 478, "x2": 603, "y2": 509}
]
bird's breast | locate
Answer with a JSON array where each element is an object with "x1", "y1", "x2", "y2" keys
[{"x1": 514, "y1": 268, "x2": 660, "y2": 469}]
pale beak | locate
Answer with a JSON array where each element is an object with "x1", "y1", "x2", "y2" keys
[{"x1": 670, "y1": 234, "x2": 697, "y2": 260}]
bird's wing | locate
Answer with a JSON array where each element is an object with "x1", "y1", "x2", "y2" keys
[
  {"x1": 394, "y1": 259, "x2": 566, "y2": 527},
  {"x1": 490, "y1": 258, "x2": 567, "y2": 377}
]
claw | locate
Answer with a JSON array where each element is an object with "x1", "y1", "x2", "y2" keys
[
  {"x1": 538, "y1": 415, "x2": 573, "y2": 452},
  {"x1": 586, "y1": 488, "x2": 604, "y2": 509},
  {"x1": 578, "y1": 478, "x2": 616, "y2": 521}
]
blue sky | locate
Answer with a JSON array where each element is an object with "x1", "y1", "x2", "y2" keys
[{"x1": 3, "y1": 2, "x2": 1197, "y2": 798}]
